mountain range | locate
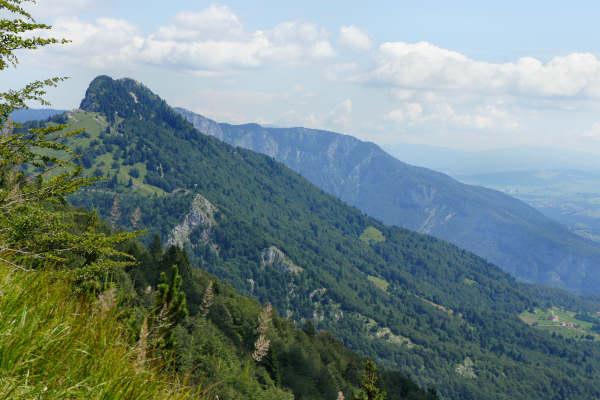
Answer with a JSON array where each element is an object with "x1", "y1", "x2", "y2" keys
[
  {"x1": 22, "y1": 75, "x2": 600, "y2": 399},
  {"x1": 175, "y1": 108, "x2": 600, "y2": 294}
]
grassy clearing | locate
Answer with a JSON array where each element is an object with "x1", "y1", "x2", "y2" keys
[
  {"x1": 367, "y1": 275, "x2": 390, "y2": 292},
  {"x1": 0, "y1": 264, "x2": 190, "y2": 399},
  {"x1": 519, "y1": 307, "x2": 600, "y2": 341},
  {"x1": 360, "y1": 226, "x2": 386, "y2": 244}
]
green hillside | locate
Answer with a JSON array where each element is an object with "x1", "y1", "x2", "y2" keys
[
  {"x1": 125, "y1": 238, "x2": 437, "y2": 400},
  {"x1": 176, "y1": 108, "x2": 600, "y2": 294},
  {"x1": 30, "y1": 75, "x2": 600, "y2": 399}
]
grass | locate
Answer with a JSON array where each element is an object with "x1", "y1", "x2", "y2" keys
[
  {"x1": 367, "y1": 275, "x2": 390, "y2": 292},
  {"x1": 0, "y1": 264, "x2": 191, "y2": 399},
  {"x1": 360, "y1": 226, "x2": 386, "y2": 244},
  {"x1": 61, "y1": 111, "x2": 167, "y2": 197},
  {"x1": 519, "y1": 307, "x2": 600, "y2": 341}
]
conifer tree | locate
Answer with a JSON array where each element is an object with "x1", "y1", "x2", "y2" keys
[
  {"x1": 353, "y1": 360, "x2": 386, "y2": 400},
  {"x1": 152, "y1": 264, "x2": 188, "y2": 351}
]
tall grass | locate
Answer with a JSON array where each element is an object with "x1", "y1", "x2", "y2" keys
[{"x1": 0, "y1": 264, "x2": 190, "y2": 399}]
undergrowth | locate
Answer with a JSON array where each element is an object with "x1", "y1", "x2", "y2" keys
[{"x1": 0, "y1": 264, "x2": 190, "y2": 399}]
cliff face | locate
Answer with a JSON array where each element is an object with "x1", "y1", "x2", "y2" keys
[
  {"x1": 178, "y1": 108, "x2": 600, "y2": 294},
  {"x1": 167, "y1": 194, "x2": 216, "y2": 249}
]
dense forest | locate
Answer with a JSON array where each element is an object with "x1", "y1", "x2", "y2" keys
[{"x1": 31, "y1": 75, "x2": 600, "y2": 399}]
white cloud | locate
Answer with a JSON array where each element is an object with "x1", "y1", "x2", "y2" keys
[
  {"x1": 386, "y1": 102, "x2": 517, "y2": 131},
  {"x1": 386, "y1": 103, "x2": 423, "y2": 124},
  {"x1": 36, "y1": 8, "x2": 336, "y2": 73},
  {"x1": 157, "y1": 6, "x2": 244, "y2": 41},
  {"x1": 339, "y1": 26, "x2": 371, "y2": 51},
  {"x1": 365, "y1": 41, "x2": 600, "y2": 99},
  {"x1": 31, "y1": 16, "x2": 142, "y2": 70}
]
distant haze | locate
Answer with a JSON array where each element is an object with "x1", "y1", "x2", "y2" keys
[{"x1": 385, "y1": 143, "x2": 600, "y2": 175}]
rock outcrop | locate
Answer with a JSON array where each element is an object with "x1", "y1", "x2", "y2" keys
[{"x1": 167, "y1": 194, "x2": 216, "y2": 248}]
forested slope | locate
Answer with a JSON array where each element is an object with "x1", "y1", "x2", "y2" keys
[{"x1": 177, "y1": 108, "x2": 600, "y2": 294}]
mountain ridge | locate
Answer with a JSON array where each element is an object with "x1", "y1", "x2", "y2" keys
[{"x1": 176, "y1": 107, "x2": 600, "y2": 294}]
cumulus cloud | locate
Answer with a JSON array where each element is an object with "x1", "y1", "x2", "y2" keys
[
  {"x1": 155, "y1": 6, "x2": 245, "y2": 41},
  {"x1": 32, "y1": 16, "x2": 143, "y2": 70},
  {"x1": 386, "y1": 103, "x2": 423, "y2": 124},
  {"x1": 36, "y1": 6, "x2": 335, "y2": 73},
  {"x1": 364, "y1": 41, "x2": 600, "y2": 99},
  {"x1": 339, "y1": 26, "x2": 371, "y2": 51},
  {"x1": 386, "y1": 101, "x2": 517, "y2": 131}
]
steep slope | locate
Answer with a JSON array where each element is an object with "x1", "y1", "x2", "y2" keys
[
  {"x1": 47, "y1": 76, "x2": 600, "y2": 399},
  {"x1": 176, "y1": 108, "x2": 600, "y2": 294},
  {"x1": 126, "y1": 240, "x2": 437, "y2": 400}
]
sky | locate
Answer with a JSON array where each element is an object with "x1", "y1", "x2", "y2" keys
[{"x1": 6, "y1": 0, "x2": 600, "y2": 152}]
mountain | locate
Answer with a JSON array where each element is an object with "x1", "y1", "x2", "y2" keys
[
  {"x1": 9, "y1": 108, "x2": 66, "y2": 123},
  {"x1": 383, "y1": 143, "x2": 600, "y2": 175},
  {"x1": 175, "y1": 108, "x2": 600, "y2": 295},
  {"x1": 32, "y1": 75, "x2": 600, "y2": 399}
]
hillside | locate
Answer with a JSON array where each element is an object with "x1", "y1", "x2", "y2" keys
[
  {"x1": 126, "y1": 239, "x2": 437, "y2": 400},
  {"x1": 34, "y1": 75, "x2": 600, "y2": 399},
  {"x1": 176, "y1": 108, "x2": 600, "y2": 294}
]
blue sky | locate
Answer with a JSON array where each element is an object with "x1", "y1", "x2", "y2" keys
[{"x1": 6, "y1": 0, "x2": 600, "y2": 152}]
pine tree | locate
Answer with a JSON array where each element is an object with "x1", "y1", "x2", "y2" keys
[
  {"x1": 353, "y1": 360, "x2": 386, "y2": 400},
  {"x1": 151, "y1": 264, "x2": 188, "y2": 351}
]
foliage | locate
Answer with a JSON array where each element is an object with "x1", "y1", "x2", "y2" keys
[
  {"x1": 0, "y1": 263, "x2": 189, "y2": 399},
  {"x1": 0, "y1": 3, "x2": 191, "y2": 399},
  {"x1": 124, "y1": 242, "x2": 437, "y2": 400},
  {"x1": 353, "y1": 360, "x2": 386, "y2": 400},
  {"x1": 152, "y1": 264, "x2": 189, "y2": 352},
  {"x1": 360, "y1": 227, "x2": 386, "y2": 244},
  {"x1": 178, "y1": 107, "x2": 600, "y2": 295},
  {"x1": 0, "y1": 1, "x2": 135, "y2": 290}
]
